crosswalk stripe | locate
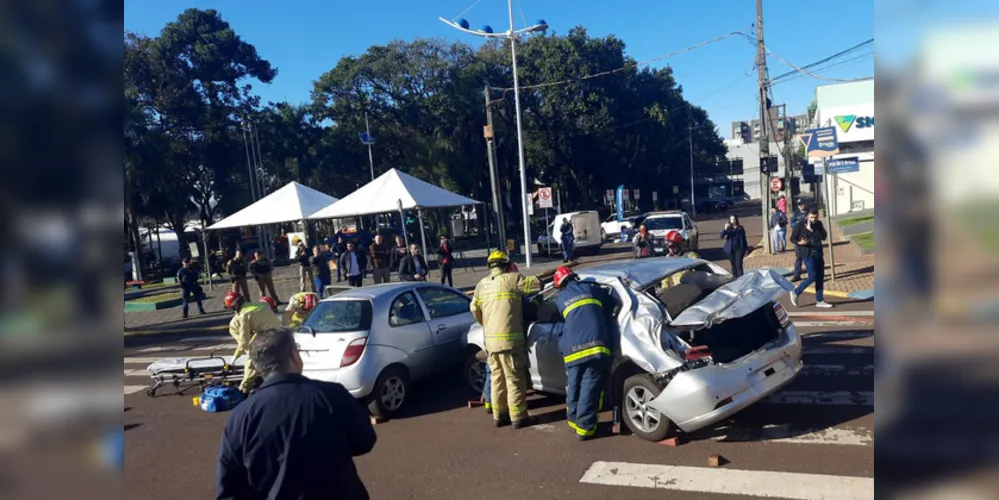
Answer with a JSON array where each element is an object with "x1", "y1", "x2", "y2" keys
[
  {"x1": 767, "y1": 391, "x2": 874, "y2": 406},
  {"x1": 124, "y1": 386, "x2": 147, "y2": 395},
  {"x1": 789, "y1": 311, "x2": 874, "y2": 317},
  {"x1": 794, "y1": 321, "x2": 873, "y2": 328},
  {"x1": 124, "y1": 357, "x2": 163, "y2": 365},
  {"x1": 713, "y1": 425, "x2": 873, "y2": 447},
  {"x1": 124, "y1": 369, "x2": 150, "y2": 376},
  {"x1": 799, "y1": 331, "x2": 872, "y2": 340},
  {"x1": 801, "y1": 364, "x2": 874, "y2": 376},
  {"x1": 579, "y1": 461, "x2": 873, "y2": 499},
  {"x1": 803, "y1": 347, "x2": 871, "y2": 355}
]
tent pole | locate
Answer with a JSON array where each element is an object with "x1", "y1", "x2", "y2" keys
[
  {"x1": 202, "y1": 230, "x2": 213, "y2": 291},
  {"x1": 418, "y1": 208, "x2": 429, "y2": 272},
  {"x1": 398, "y1": 199, "x2": 409, "y2": 249}
]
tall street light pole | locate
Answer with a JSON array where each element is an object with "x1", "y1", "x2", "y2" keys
[
  {"x1": 440, "y1": 14, "x2": 548, "y2": 267},
  {"x1": 365, "y1": 113, "x2": 375, "y2": 181}
]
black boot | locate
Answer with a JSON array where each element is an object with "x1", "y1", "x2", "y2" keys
[
  {"x1": 494, "y1": 416, "x2": 511, "y2": 428},
  {"x1": 512, "y1": 416, "x2": 535, "y2": 429}
]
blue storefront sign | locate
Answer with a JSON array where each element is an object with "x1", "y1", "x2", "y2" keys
[
  {"x1": 615, "y1": 185, "x2": 625, "y2": 222},
  {"x1": 801, "y1": 127, "x2": 840, "y2": 158},
  {"x1": 826, "y1": 157, "x2": 860, "y2": 175}
]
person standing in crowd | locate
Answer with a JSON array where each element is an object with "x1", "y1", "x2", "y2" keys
[
  {"x1": 338, "y1": 241, "x2": 368, "y2": 288},
  {"x1": 789, "y1": 208, "x2": 834, "y2": 308},
  {"x1": 331, "y1": 235, "x2": 347, "y2": 283},
  {"x1": 294, "y1": 239, "x2": 315, "y2": 293},
  {"x1": 770, "y1": 207, "x2": 789, "y2": 254},
  {"x1": 633, "y1": 224, "x2": 654, "y2": 258},
  {"x1": 389, "y1": 235, "x2": 408, "y2": 281},
  {"x1": 177, "y1": 257, "x2": 206, "y2": 318},
  {"x1": 777, "y1": 194, "x2": 788, "y2": 214},
  {"x1": 249, "y1": 250, "x2": 280, "y2": 303},
  {"x1": 720, "y1": 214, "x2": 749, "y2": 277},
  {"x1": 437, "y1": 235, "x2": 455, "y2": 287},
  {"x1": 789, "y1": 198, "x2": 808, "y2": 281},
  {"x1": 398, "y1": 244, "x2": 428, "y2": 282},
  {"x1": 310, "y1": 245, "x2": 332, "y2": 297},
  {"x1": 559, "y1": 217, "x2": 575, "y2": 262},
  {"x1": 222, "y1": 292, "x2": 283, "y2": 395},
  {"x1": 470, "y1": 251, "x2": 542, "y2": 429},
  {"x1": 226, "y1": 250, "x2": 251, "y2": 299},
  {"x1": 217, "y1": 328, "x2": 376, "y2": 500},
  {"x1": 368, "y1": 234, "x2": 392, "y2": 284},
  {"x1": 552, "y1": 267, "x2": 612, "y2": 441}
]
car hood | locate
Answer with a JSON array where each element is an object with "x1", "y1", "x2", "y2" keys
[{"x1": 669, "y1": 268, "x2": 794, "y2": 329}]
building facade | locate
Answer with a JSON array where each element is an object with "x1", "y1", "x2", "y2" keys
[{"x1": 812, "y1": 79, "x2": 875, "y2": 215}]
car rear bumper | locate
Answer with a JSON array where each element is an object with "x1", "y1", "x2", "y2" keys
[{"x1": 301, "y1": 365, "x2": 375, "y2": 398}]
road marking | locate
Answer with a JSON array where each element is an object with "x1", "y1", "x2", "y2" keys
[
  {"x1": 800, "y1": 330, "x2": 872, "y2": 340},
  {"x1": 124, "y1": 369, "x2": 150, "y2": 377},
  {"x1": 124, "y1": 357, "x2": 163, "y2": 365},
  {"x1": 801, "y1": 364, "x2": 874, "y2": 376},
  {"x1": 767, "y1": 391, "x2": 874, "y2": 406},
  {"x1": 713, "y1": 425, "x2": 873, "y2": 447},
  {"x1": 803, "y1": 347, "x2": 871, "y2": 355},
  {"x1": 124, "y1": 386, "x2": 147, "y2": 395},
  {"x1": 794, "y1": 321, "x2": 873, "y2": 328},
  {"x1": 180, "y1": 336, "x2": 231, "y2": 344},
  {"x1": 789, "y1": 311, "x2": 874, "y2": 317},
  {"x1": 579, "y1": 461, "x2": 873, "y2": 499}
]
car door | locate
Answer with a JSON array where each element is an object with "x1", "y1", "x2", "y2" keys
[
  {"x1": 415, "y1": 286, "x2": 474, "y2": 367},
  {"x1": 683, "y1": 214, "x2": 698, "y2": 246},
  {"x1": 384, "y1": 291, "x2": 436, "y2": 381},
  {"x1": 524, "y1": 287, "x2": 569, "y2": 393}
]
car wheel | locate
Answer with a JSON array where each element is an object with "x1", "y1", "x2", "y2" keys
[
  {"x1": 622, "y1": 374, "x2": 673, "y2": 442},
  {"x1": 367, "y1": 367, "x2": 409, "y2": 419},
  {"x1": 600, "y1": 229, "x2": 607, "y2": 242},
  {"x1": 463, "y1": 350, "x2": 487, "y2": 395}
]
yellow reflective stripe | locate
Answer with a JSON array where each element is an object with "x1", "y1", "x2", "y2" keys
[
  {"x1": 479, "y1": 292, "x2": 519, "y2": 301},
  {"x1": 484, "y1": 402, "x2": 492, "y2": 409},
  {"x1": 485, "y1": 332, "x2": 523, "y2": 340},
  {"x1": 576, "y1": 426, "x2": 596, "y2": 437},
  {"x1": 523, "y1": 276, "x2": 537, "y2": 293},
  {"x1": 563, "y1": 346, "x2": 612, "y2": 364},
  {"x1": 567, "y1": 421, "x2": 580, "y2": 432},
  {"x1": 562, "y1": 298, "x2": 603, "y2": 318}
]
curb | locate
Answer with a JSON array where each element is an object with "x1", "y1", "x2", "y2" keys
[
  {"x1": 124, "y1": 324, "x2": 229, "y2": 338},
  {"x1": 749, "y1": 266, "x2": 874, "y2": 301},
  {"x1": 787, "y1": 314, "x2": 874, "y2": 322}
]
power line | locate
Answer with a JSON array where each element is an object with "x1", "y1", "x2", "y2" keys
[
  {"x1": 757, "y1": 36, "x2": 874, "y2": 83},
  {"x1": 770, "y1": 52, "x2": 873, "y2": 87},
  {"x1": 451, "y1": 0, "x2": 485, "y2": 22},
  {"x1": 768, "y1": 39, "x2": 874, "y2": 84}
]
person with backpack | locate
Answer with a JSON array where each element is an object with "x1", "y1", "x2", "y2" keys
[{"x1": 770, "y1": 207, "x2": 789, "y2": 254}]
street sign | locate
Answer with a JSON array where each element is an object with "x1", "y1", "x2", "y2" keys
[
  {"x1": 826, "y1": 157, "x2": 860, "y2": 174},
  {"x1": 359, "y1": 132, "x2": 376, "y2": 145},
  {"x1": 605, "y1": 189, "x2": 614, "y2": 204},
  {"x1": 770, "y1": 177, "x2": 784, "y2": 193},
  {"x1": 527, "y1": 191, "x2": 534, "y2": 216},
  {"x1": 482, "y1": 125, "x2": 493, "y2": 139},
  {"x1": 538, "y1": 187, "x2": 553, "y2": 209},
  {"x1": 814, "y1": 161, "x2": 825, "y2": 176},
  {"x1": 623, "y1": 189, "x2": 630, "y2": 199},
  {"x1": 800, "y1": 127, "x2": 839, "y2": 158},
  {"x1": 673, "y1": 185, "x2": 679, "y2": 194},
  {"x1": 634, "y1": 189, "x2": 640, "y2": 200}
]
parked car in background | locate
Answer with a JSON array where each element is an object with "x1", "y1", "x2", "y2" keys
[
  {"x1": 642, "y1": 211, "x2": 699, "y2": 252},
  {"x1": 463, "y1": 259, "x2": 801, "y2": 442},
  {"x1": 696, "y1": 198, "x2": 730, "y2": 214},
  {"x1": 296, "y1": 282, "x2": 475, "y2": 419},
  {"x1": 600, "y1": 212, "x2": 646, "y2": 242}
]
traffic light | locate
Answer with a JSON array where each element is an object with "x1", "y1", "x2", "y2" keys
[{"x1": 761, "y1": 156, "x2": 778, "y2": 173}]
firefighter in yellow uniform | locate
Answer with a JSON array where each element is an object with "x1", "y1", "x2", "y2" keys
[
  {"x1": 223, "y1": 291, "x2": 283, "y2": 394},
  {"x1": 470, "y1": 251, "x2": 542, "y2": 428},
  {"x1": 284, "y1": 291, "x2": 319, "y2": 329}
]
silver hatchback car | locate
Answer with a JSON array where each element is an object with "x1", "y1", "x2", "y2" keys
[
  {"x1": 296, "y1": 282, "x2": 476, "y2": 418},
  {"x1": 465, "y1": 258, "x2": 802, "y2": 441}
]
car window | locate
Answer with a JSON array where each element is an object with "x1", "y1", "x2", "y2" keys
[
  {"x1": 644, "y1": 217, "x2": 683, "y2": 231},
  {"x1": 389, "y1": 292, "x2": 426, "y2": 327},
  {"x1": 416, "y1": 287, "x2": 471, "y2": 319},
  {"x1": 304, "y1": 300, "x2": 373, "y2": 332}
]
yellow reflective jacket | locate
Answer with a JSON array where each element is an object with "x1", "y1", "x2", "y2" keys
[
  {"x1": 229, "y1": 302, "x2": 283, "y2": 359},
  {"x1": 470, "y1": 269, "x2": 541, "y2": 352},
  {"x1": 283, "y1": 292, "x2": 319, "y2": 329}
]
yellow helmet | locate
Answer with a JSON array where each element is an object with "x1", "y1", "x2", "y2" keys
[{"x1": 487, "y1": 250, "x2": 510, "y2": 267}]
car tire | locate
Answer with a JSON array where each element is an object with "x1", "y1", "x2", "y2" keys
[
  {"x1": 463, "y1": 349, "x2": 487, "y2": 395},
  {"x1": 367, "y1": 367, "x2": 409, "y2": 419},
  {"x1": 600, "y1": 229, "x2": 607, "y2": 242},
  {"x1": 621, "y1": 374, "x2": 674, "y2": 442}
]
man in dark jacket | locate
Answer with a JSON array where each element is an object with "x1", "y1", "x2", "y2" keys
[
  {"x1": 369, "y1": 234, "x2": 392, "y2": 284},
  {"x1": 788, "y1": 198, "x2": 808, "y2": 280},
  {"x1": 789, "y1": 208, "x2": 833, "y2": 308},
  {"x1": 249, "y1": 250, "x2": 280, "y2": 303},
  {"x1": 217, "y1": 327, "x2": 376, "y2": 500},
  {"x1": 226, "y1": 250, "x2": 251, "y2": 299},
  {"x1": 311, "y1": 246, "x2": 333, "y2": 297},
  {"x1": 294, "y1": 240, "x2": 315, "y2": 293},
  {"x1": 398, "y1": 244, "x2": 428, "y2": 282},
  {"x1": 389, "y1": 235, "x2": 408, "y2": 281},
  {"x1": 552, "y1": 267, "x2": 612, "y2": 441},
  {"x1": 338, "y1": 241, "x2": 368, "y2": 288},
  {"x1": 559, "y1": 218, "x2": 575, "y2": 262},
  {"x1": 177, "y1": 257, "x2": 205, "y2": 318},
  {"x1": 331, "y1": 236, "x2": 347, "y2": 283}
]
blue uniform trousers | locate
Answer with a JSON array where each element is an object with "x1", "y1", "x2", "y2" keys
[{"x1": 566, "y1": 357, "x2": 609, "y2": 439}]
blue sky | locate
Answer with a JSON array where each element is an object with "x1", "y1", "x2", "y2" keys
[{"x1": 125, "y1": 0, "x2": 875, "y2": 137}]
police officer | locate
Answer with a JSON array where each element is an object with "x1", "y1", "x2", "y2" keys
[
  {"x1": 284, "y1": 292, "x2": 319, "y2": 329},
  {"x1": 552, "y1": 266, "x2": 612, "y2": 440},
  {"x1": 223, "y1": 291, "x2": 283, "y2": 395},
  {"x1": 470, "y1": 251, "x2": 541, "y2": 428}
]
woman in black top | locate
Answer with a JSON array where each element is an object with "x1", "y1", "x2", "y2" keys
[
  {"x1": 437, "y1": 236, "x2": 455, "y2": 287},
  {"x1": 719, "y1": 215, "x2": 749, "y2": 277}
]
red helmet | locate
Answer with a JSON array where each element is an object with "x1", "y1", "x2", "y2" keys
[
  {"x1": 665, "y1": 230, "x2": 685, "y2": 246},
  {"x1": 298, "y1": 293, "x2": 318, "y2": 312},
  {"x1": 553, "y1": 266, "x2": 574, "y2": 288},
  {"x1": 260, "y1": 296, "x2": 278, "y2": 311},
  {"x1": 223, "y1": 291, "x2": 244, "y2": 310}
]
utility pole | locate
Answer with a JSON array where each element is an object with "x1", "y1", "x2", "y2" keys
[
  {"x1": 756, "y1": 0, "x2": 772, "y2": 253},
  {"x1": 688, "y1": 113, "x2": 696, "y2": 217},
  {"x1": 484, "y1": 86, "x2": 506, "y2": 250},
  {"x1": 508, "y1": 0, "x2": 533, "y2": 267},
  {"x1": 365, "y1": 113, "x2": 375, "y2": 181}
]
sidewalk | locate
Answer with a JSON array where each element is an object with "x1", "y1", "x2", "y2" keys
[{"x1": 744, "y1": 230, "x2": 874, "y2": 301}]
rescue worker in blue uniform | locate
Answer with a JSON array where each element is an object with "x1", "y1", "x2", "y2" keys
[{"x1": 552, "y1": 266, "x2": 612, "y2": 440}]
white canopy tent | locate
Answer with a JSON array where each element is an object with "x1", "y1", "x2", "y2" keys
[
  {"x1": 208, "y1": 181, "x2": 339, "y2": 230},
  {"x1": 307, "y1": 168, "x2": 479, "y2": 260}
]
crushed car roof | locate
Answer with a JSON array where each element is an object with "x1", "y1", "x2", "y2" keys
[{"x1": 578, "y1": 257, "x2": 703, "y2": 289}]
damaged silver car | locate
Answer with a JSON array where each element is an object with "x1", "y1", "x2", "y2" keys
[{"x1": 463, "y1": 258, "x2": 802, "y2": 442}]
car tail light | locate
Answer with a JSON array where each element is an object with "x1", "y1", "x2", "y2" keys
[
  {"x1": 684, "y1": 346, "x2": 712, "y2": 361},
  {"x1": 773, "y1": 302, "x2": 790, "y2": 327},
  {"x1": 340, "y1": 338, "x2": 367, "y2": 368},
  {"x1": 714, "y1": 397, "x2": 733, "y2": 410}
]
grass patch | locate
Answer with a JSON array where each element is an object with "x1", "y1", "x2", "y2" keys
[
  {"x1": 124, "y1": 281, "x2": 170, "y2": 291},
  {"x1": 852, "y1": 232, "x2": 875, "y2": 252},
  {"x1": 838, "y1": 215, "x2": 874, "y2": 227},
  {"x1": 128, "y1": 292, "x2": 181, "y2": 303}
]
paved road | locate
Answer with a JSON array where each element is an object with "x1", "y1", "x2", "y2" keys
[{"x1": 124, "y1": 207, "x2": 874, "y2": 499}]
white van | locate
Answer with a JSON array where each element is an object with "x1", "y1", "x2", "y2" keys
[{"x1": 543, "y1": 211, "x2": 603, "y2": 256}]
